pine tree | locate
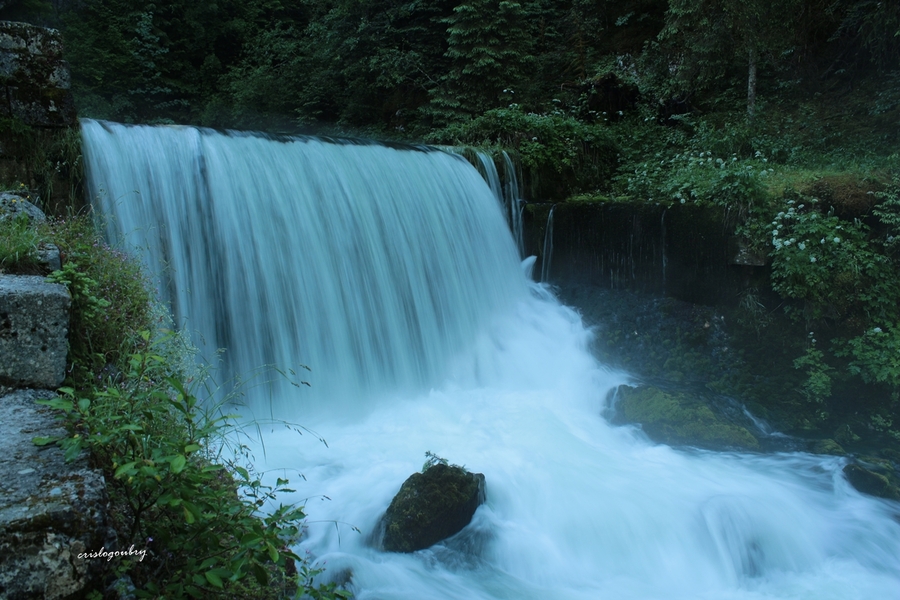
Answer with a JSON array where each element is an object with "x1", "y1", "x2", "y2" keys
[{"x1": 429, "y1": 0, "x2": 535, "y2": 123}]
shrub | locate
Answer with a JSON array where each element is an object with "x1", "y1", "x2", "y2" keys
[
  {"x1": 36, "y1": 335, "x2": 349, "y2": 599},
  {"x1": 429, "y1": 105, "x2": 618, "y2": 199},
  {"x1": 45, "y1": 215, "x2": 157, "y2": 385}
]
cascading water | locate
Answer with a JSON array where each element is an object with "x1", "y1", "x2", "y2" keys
[
  {"x1": 467, "y1": 149, "x2": 524, "y2": 257},
  {"x1": 541, "y1": 204, "x2": 556, "y2": 283},
  {"x1": 501, "y1": 152, "x2": 525, "y2": 257},
  {"x1": 82, "y1": 119, "x2": 900, "y2": 600}
]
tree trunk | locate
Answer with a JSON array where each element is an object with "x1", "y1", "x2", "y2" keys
[{"x1": 747, "y1": 46, "x2": 758, "y2": 117}]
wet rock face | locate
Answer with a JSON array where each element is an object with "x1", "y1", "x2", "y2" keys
[
  {"x1": 0, "y1": 275, "x2": 70, "y2": 388},
  {"x1": 0, "y1": 389, "x2": 110, "y2": 599},
  {"x1": 380, "y1": 464, "x2": 486, "y2": 553},
  {"x1": 0, "y1": 21, "x2": 76, "y2": 127}
]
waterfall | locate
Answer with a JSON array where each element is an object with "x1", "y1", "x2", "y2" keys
[
  {"x1": 82, "y1": 119, "x2": 900, "y2": 600},
  {"x1": 541, "y1": 204, "x2": 556, "y2": 283},
  {"x1": 82, "y1": 119, "x2": 524, "y2": 410}
]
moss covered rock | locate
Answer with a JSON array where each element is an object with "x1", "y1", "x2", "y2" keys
[
  {"x1": 809, "y1": 438, "x2": 846, "y2": 455},
  {"x1": 380, "y1": 463, "x2": 486, "y2": 553},
  {"x1": 843, "y1": 462, "x2": 900, "y2": 501},
  {"x1": 615, "y1": 385, "x2": 760, "y2": 451}
]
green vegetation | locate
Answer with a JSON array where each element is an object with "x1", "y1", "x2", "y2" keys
[
  {"x1": 2, "y1": 212, "x2": 348, "y2": 599},
  {"x1": 429, "y1": 106, "x2": 618, "y2": 198},
  {"x1": 0, "y1": 214, "x2": 43, "y2": 274}
]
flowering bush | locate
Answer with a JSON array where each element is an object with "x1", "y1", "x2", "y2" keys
[{"x1": 768, "y1": 197, "x2": 900, "y2": 324}]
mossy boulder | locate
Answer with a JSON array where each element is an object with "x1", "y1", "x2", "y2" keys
[
  {"x1": 380, "y1": 464, "x2": 486, "y2": 553},
  {"x1": 614, "y1": 385, "x2": 759, "y2": 450},
  {"x1": 809, "y1": 438, "x2": 846, "y2": 455},
  {"x1": 843, "y1": 462, "x2": 900, "y2": 501}
]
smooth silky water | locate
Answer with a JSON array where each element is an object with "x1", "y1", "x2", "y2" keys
[{"x1": 82, "y1": 119, "x2": 900, "y2": 600}]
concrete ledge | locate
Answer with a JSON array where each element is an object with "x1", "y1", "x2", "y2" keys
[{"x1": 0, "y1": 275, "x2": 70, "y2": 388}]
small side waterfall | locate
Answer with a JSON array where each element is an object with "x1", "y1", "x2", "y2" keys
[
  {"x1": 468, "y1": 149, "x2": 525, "y2": 257},
  {"x1": 541, "y1": 204, "x2": 556, "y2": 283},
  {"x1": 81, "y1": 120, "x2": 900, "y2": 600},
  {"x1": 501, "y1": 151, "x2": 525, "y2": 256}
]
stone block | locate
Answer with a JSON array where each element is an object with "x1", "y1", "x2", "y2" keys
[
  {"x1": 0, "y1": 275, "x2": 70, "y2": 388},
  {"x1": 0, "y1": 389, "x2": 109, "y2": 599}
]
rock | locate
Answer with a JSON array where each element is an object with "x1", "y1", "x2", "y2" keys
[
  {"x1": 843, "y1": 463, "x2": 900, "y2": 501},
  {"x1": 0, "y1": 388, "x2": 109, "y2": 599},
  {"x1": 0, "y1": 274, "x2": 70, "y2": 388},
  {"x1": 614, "y1": 384, "x2": 760, "y2": 451},
  {"x1": 0, "y1": 191, "x2": 46, "y2": 224},
  {"x1": 0, "y1": 21, "x2": 76, "y2": 127},
  {"x1": 37, "y1": 243, "x2": 61, "y2": 272},
  {"x1": 809, "y1": 438, "x2": 845, "y2": 455},
  {"x1": 379, "y1": 463, "x2": 486, "y2": 553}
]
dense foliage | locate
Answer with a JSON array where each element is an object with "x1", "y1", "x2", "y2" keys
[{"x1": 0, "y1": 0, "x2": 886, "y2": 133}]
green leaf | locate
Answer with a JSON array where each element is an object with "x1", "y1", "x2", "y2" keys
[
  {"x1": 252, "y1": 563, "x2": 268, "y2": 586},
  {"x1": 114, "y1": 461, "x2": 138, "y2": 478},
  {"x1": 183, "y1": 505, "x2": 196, "y2": 524},
  {"x1": 266, "y1": 542, "x2": 279, "y2": 563},
  {"x1": 204, "y1": 568, "x2": 231, "y2": 588},
  {"x1": 63, "y1": 440, "x2": 83, "y2": 462},
  {"x1": 170, "y1": 454, "x2": 186, "y2": 474},
  {"x1": 36, "y1": 397, "x2": 74, "y2": 412},
  {"x1": 31, "y1": 436, "x2": 58, "y2": 446}
]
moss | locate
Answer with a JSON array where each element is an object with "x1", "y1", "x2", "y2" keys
[
  {"x1": 615, "y1": 385, "x2": 759, "y2": 450},
  {"x1": 809, "y1": 438, "x2": 846, "y2": 455}
]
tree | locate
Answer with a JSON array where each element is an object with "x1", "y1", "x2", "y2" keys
[
  {"x1": 658, "y1": 0, "x2": 802, "y2": 115},
  {"x1": 429, "y1": 0, "x2": 536, "y2": 123}
]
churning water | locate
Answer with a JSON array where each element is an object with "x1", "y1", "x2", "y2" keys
[{"x1": 82, "y1": 120, "x2": 900, "y2": 600}]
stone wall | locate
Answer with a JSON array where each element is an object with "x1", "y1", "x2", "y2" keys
[
  {"x1": 0, "y1": 21, "x2": 76, "y2": 127},
  {"x1": 0, "y1": 20, "x2": 80, "y2": 213},
  {"x1": 524, "y1": 201, "x2": 769, "y2": 307},
  {"x1": 0, "y1": 196, "x2": 109, "y2": 598}
]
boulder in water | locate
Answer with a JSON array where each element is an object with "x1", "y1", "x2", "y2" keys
[
  {"x1": 379, "y1": 463, "x2": 486, "y2": 553},
  {"x1": 843, "y1": 462, "x2": 900, "y2": 501},
  {"x1": 614, "y1": 384, "x2": 760, "y2": 450}
]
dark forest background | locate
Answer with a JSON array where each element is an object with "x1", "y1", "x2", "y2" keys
[{"x1": 4, "y1": 0, "x2": 898, "y2": 138}]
